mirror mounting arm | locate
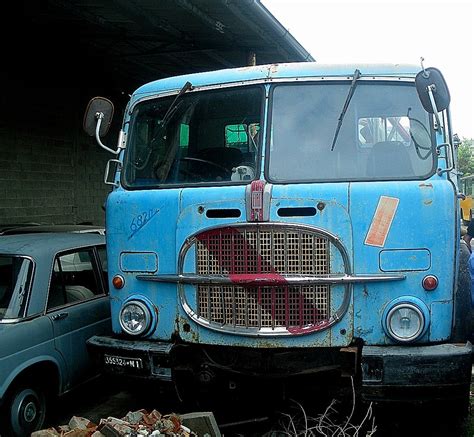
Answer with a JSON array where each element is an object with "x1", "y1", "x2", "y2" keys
[
  {"x1": 426, "y1": 85, "x2": 442, "y2": 131},
  {"x1": 95, "y1": 112, "x2": 125, "y2": 155}
]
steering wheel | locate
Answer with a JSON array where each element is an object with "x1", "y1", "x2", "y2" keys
[
  {"x1": 179, "y1": 157, "x2": 229, "y2": 172},
  {"x1": 409, "y1": 118, "x2": 433, "y2": 161},
  {"x1": 176, "y1": 157, "x2": 231, "y2": 181},
  {"x1": 415, "y1": 144, "x2": 432, "y2": 160},
  {"x1": 411, "y1": 134, "x2": 433, "y2": 160},
  {"x1": 154, "y1": 157, "x2": 232, "y2": 182}
]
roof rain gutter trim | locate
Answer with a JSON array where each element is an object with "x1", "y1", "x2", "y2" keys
[{"x1": 232, "y1": 0, "x2": 315, "y2": 62}]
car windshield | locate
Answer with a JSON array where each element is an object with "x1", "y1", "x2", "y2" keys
[
  {"x1": 268, "y1": 82, "x2": 435, "y2": 182},
  {"x1": 123, "y1": 86, "x2": 263, "y2": 187},
  {"x1": 0, "y1": 256, "x2": 33, "y2": 320}
]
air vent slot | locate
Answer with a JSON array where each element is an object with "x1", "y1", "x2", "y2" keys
[
  {"x1": 206, "y1": 209, "x2": 241, "y2": 218},
  {"x1": 277, "y1": 207, "x2": 316, "y2": 217}
]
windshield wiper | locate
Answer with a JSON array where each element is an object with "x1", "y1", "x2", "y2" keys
[
  {"x1": 330, "y1": 69, "x2": 361, "y2": 151},
  {"x1": 160, "y1": 81, "x2": 193, "y2": 127},
  {"x1": 146, "y1": 80, "x2": 193, "y2": 162}
]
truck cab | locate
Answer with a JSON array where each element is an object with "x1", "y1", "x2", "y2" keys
[{"x1": 85, "y1": 62, "x2": 471, "y2": 409}]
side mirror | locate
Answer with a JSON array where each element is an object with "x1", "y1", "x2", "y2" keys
[
  {"x1": 415, "y1": 67, "x2": 451, "y2": 113},
  {"x1": 83, "y1": 97, "x2": 123, "y2": 155},
  {"x1": 83, "y1": 97, "x2": 114, "y2": 137}
]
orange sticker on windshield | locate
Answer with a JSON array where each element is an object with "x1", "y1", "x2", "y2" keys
[{"x1": 365, "y1": 196, "x2": 399, "y2": 247}]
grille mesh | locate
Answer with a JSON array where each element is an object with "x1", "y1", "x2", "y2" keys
[{"x1": 195, "y1": 227, "x2": 331, "y2": 330}]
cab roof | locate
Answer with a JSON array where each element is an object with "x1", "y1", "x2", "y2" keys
[{"x1": 133, "y1": 62, "x2": 421, "y2": 98}]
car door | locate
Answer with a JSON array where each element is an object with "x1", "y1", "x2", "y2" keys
[{"x1": 46, "y1": 245, "x2": 110, "y2": 391}]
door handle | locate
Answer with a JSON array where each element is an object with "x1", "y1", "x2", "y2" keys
[{"x1": 51, "y1": 312, "x2": 68, "y2": 321}]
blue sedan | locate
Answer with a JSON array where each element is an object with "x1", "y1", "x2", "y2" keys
[{"x1": 0, "y1": 233, "x2": 111, "y2": 436}]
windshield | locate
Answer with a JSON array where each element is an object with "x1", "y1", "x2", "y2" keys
[
  {"x1": 268, "y1": 82, "x2": 435, "y2": 182},
  {"x1": 0, "y1": 256, "x2": 33, "y2": 320},
  {"x1": 124, "y1": 86, "x2": 263, "y2": 188}
]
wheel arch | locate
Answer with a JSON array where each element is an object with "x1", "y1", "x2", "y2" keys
[{"x1": 0, "y1": 357, "x2": 63, "y2": 405}]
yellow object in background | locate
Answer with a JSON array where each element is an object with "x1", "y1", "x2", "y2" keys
[
  {"x1": 460, "y1": 195, "x2": 473, "y2": 222},
  {"x1": 460, "y1": 175, "x2": 474, "y2": 223}
]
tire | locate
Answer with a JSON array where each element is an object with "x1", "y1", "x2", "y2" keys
[{"x1": 3, "y1": 385, "x2": 47, "y2": 437}]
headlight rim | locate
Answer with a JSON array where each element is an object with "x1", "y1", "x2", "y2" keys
[
  {"x1": 119, "y1": 299, "x2": 152, "y2": 336},
  {"x1": 386, "y1": 302, "x2": 425, "y2": 343},
  {"x1": 382, "y1": 297, "x2": 430, "y2": 344}
]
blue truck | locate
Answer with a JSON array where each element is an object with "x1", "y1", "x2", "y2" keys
[{"x1": 85, "y1": 62, "x2": 472, "y2": 408}]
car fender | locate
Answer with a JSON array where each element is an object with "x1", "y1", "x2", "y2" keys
[{"x1": 0, "y1": 354, "x2": 65, "y2": 404}]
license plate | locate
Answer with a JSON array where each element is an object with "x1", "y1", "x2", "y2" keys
[{"x1": 104, "y1": 354, "x2": 143, "y2": 369}]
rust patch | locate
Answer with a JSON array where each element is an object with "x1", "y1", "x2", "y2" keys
[
  {"x1": 178, "y1": 316, "x2": 199, "y2": 342},
  {"x1": 255, "y1": 340, "x2": 281, "y2": 348},
  {"x1": 188, "y1": 329, "x2": 199, "y2": 343},
  {"x1": 268, "y1": 63, "x2": 279, "y2": 76},
  {"x1": 237, "y1": 65, "x2": 258, "y2": 72},
  {"x1": 175, "y1": 316, "x2": 182, "y2": 334}
]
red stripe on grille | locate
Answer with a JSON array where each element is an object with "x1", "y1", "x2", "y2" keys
[
  {"x1": 196, "y1": 227, "x2": 328, "y2": 332},
  {"x1": 228, "y1": 273, "x2": 287, "y2": 285},
  {"x1": 288, "y1": 320, "x2": 330, "y2": 335}
]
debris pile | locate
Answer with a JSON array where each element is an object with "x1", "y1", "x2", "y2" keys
[{"x1": 32, "y1": 410, "x2": 201, "y2": 437}]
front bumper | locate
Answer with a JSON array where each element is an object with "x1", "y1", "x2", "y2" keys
[
  {"x1": 88, "y1": 335, "x2": 473, "y2": 403},
  {"x1": 87, "y1": 335, "x2": 174, "y2": 381},
  {"x1": 361, "y1": 343, "x2": 472, "y2": 402}
]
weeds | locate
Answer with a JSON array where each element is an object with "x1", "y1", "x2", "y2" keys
[{"x1": 266, "y1": 377, "x2": 377, "y2": 437}]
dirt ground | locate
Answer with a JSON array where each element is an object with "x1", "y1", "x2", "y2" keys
[{"x1": 47, "y1": 373, "x2": 474, "y2": 436}]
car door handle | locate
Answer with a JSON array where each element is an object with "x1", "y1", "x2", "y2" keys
[{"x1": 51, "y1": 312, "x2": 69, "y2": 321}]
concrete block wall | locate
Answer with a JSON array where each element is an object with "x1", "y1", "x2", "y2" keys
[
  {"x1": 1, "y1": 19, "x2": 128, "y2": 228},
  {"x1": 74, "y1": 135, "x2": 113, "y2": 226},
  {"x1": 0, "y1": 126, "x2": 111, "y2": 226}
]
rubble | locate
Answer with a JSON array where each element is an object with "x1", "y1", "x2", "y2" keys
[
  {"x1": 69, "y1": 416, "x2": 95, "y2": 430},
  {"x1": 30, "y1": 429, "x2": 61, "y2": 437},
  {"x1": 32, "y1": 409, "x2": 221, "y2": 437}
]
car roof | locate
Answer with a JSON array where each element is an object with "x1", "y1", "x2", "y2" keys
[
  {"x1": 0, "y1": 224, "x2": 105, "y2": 235},
  {"x1": 0, "y1": 232, "x2": 106, "y2": 257}
]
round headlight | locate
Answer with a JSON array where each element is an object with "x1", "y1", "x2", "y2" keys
[
  {"x1": 386, "y1": 303, "x2": 425, "y2": 342},
  {"x1": 119, "y1": 300, "x2": 151, "y2": 336}
]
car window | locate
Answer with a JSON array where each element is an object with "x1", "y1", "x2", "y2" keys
[
  {"x1": 97, "y1": 246, "x2": 109, "y2": 294},
  {"x1": 47, "y1": 248, "x2": 103, "y2": 310},
  {"x1": 0, "y1": 256, "x2": 33, "y2": 320}
]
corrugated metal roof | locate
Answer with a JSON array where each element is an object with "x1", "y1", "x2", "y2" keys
[{"x1": 23, "y1": 0, "x2": 313, "y2": 88}]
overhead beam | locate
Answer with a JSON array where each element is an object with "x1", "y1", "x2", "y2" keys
[
  {"x1": 218, "y1": 0, "x2": 291, "y2": 61},
  {"x1": 174, "y1": 0, "x2": 230, "y2": 36},
  {"x1": 109, "y1": 0, "x2": 238, "y2": 69},
  {"x1": 111, "y1": 0, "x2": 186, "y2": 40}
]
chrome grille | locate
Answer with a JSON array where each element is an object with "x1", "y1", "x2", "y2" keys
[
  {"x1": 196, "y1": 228, "x2": 329, "y2": 275},
  {"x1": 195, "y1": 226, "x2": 330, "y2": 329},
  {"x1": 198, "y1": 285, "x2": 329, "y2": 328}
]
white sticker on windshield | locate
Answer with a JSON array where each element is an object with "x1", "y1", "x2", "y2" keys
[{"x1": 365, "y1": 196, "x2": 399, "y2": 247}]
